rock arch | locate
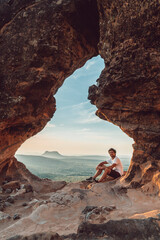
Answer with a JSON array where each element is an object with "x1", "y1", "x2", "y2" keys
[{"x1": 0, "y1": 0, "x2": 159, "y2": 193}]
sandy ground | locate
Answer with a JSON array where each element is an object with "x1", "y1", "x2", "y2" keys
[{"x1": 0, "y1": 180, "x2": 160, "y2": 239}]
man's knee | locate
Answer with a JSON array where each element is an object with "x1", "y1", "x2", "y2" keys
[
  {"x1": 104, "y1": 167, "x2": 110, "y2": 173},
  {"x1": 96, "y1": 165, "x2": 105, "y2": 171}
]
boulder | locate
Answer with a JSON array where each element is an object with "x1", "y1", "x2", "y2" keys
[
  {"x1": 13, "y1": 214, "x2": 20, "y2": 220},
  {"x1": 7, "y1": 232, "x2": 62, "y2": 240},
  {"x1": 3, "y1": 181, "x2": 20, "y2": 191},
  {"x1": 0, "y1": 211, "x2": 11, "y2": 221}
]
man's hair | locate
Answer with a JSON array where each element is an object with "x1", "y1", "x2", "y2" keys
[{"x1": 108, "y1": 148, "x2": 116, "y2": 153}]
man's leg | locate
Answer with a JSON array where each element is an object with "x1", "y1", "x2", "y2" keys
[
  {"x1": 98, "y1": 168, "x2": 111, "y2": 182},
  {"x1": 86, "y1": 164, "x2": 105, "y2": 181},
  {"x1": 93, "y1": 169, "x2": 103, "y2": 179}
]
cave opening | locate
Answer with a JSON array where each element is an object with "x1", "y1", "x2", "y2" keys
[{"x1": 15, "y1": 55, "x2": 133, "y2": 182}]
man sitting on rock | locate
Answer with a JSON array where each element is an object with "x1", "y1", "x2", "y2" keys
[{"x1": 87, "y1": 148, "x2": 123, "y2": 183}]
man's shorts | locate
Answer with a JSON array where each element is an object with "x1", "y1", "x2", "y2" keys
[{"x1": 108, "y1": 169, "x2": 121, "y2": 179}]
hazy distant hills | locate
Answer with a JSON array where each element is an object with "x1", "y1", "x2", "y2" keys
[{"x1": 16, "y1": 151, "x2": 131, "y2": 182}]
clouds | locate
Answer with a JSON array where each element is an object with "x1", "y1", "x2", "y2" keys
[
  {"x1": 64, "y1": 100, "x2": 101, "y2": 125},
  {"x1": 85, "y1": 60, "x2": 96, "y2": 70},
  {"x1": 75, "y1": 106, "x2": 101, "y2": 124},
  {"x1": 17, "y1": 55, "x2": 134, "y2": 156},
  {"x1": 46, "y1": 123, "x2": 56, "y2": 128},
  {"x1": 66, "y1": 55, "x2": 104, "y2": 81},
  {"x1": 58, "y1": 101, "x2": 101, "y2": 125},
  {"x1": 78, "y1": 110, "x2": 101, "y2": 124},
  {"x1": 70, "y1": 101, "x2": 89, "y2": 110},
  {"x1": 75, "y1": 128, "x2": 90, "y2": 135},
  {"x1": 75, "y1": 128, "x2": 109, "y2": 140}
]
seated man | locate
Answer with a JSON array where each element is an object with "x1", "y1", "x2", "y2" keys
[{"x1": 87, "y1": 148, "x2": 123, "y2": 183}]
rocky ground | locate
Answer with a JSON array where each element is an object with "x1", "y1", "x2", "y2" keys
[{"x1": 0, "y1": 177, "x2": 160, "y2": 240}]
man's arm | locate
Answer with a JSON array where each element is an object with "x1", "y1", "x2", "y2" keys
[
  {"x1": 96, "y1": 161, "x2": 108, "y2": 170},
  {"x1": 98, "y1": 161, "x2": 108, "y2": 166},
  {"x1": 108, "y1": 163, "x2": 117, "y2": 169}
]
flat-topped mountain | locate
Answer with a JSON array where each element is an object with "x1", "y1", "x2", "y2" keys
[
  {"x1": 42, "y1": 151, "x2": 64, "y2": 158},
  {"x1": 41, "y1": 152, "x2": 107, "y2": 160}
]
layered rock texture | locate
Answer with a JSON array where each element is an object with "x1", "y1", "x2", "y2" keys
[
  {"x1": 0, "y1": 0, "x2": 99, "y2": 183},
  {"x1": 0, "y1": 181, "x2": 160, "y2": 239},
  {"x1": 0, "y1": 0, "x2": 160, "y2": 193},
  {"x1": 88, "y1": 0, "x2": 160, "y2": 194}
]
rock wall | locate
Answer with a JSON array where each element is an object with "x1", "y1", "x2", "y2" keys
[
  {"x1": 0, "y1": 0, "x2": 99, "y2": 183},
  {"x1": 0, "y1": 0, "x2": 159, "y2": 192},
  {"x1": 88, "y1": 0, "x2": 160, "y2": 193}
]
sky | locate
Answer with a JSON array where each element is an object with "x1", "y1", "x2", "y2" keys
[{"x1": 16, "y1": 55, "x2": 134, "y2": 156}]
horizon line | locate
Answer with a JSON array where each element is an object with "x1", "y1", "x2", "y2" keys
[{"x1": 15, "y1": 152, "x2": 132, "y2": 157}]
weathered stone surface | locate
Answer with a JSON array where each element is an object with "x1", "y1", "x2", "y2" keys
[
  {"x1": 63, "y1": 217, "x2": 160, "y2": 240},
  {"x1": 3, "y1": 180, "x2": 20, "y2": 191},
  {"x1": 7, "y1": 232, "x2": 62, "y2": 240},
  {"x1": 4, "y1": 202, "x2": 12, "y2": 207},
  {"x1": 0, "y1": 0, "x2": 159, "y2": 194},
  {"x1": 0, "y1": 0, "x2": 99, "y2": 182},
  {"x1": 0, "y1": 156, "x2": 40, "y2": 186},
  {"x1": 88, "y1": 0, "x2": 160, "y2": 192},
  {"x1": 0, "y1": 211, "x2": 11, "y2": 221},
  {"x1": 50, "y1": 188, "x2": 85, "y2": 206},
  {"x1": 13, "y1": 213, "x2": 21, "y2": 220},
  {"x1": 0, "y1": 203, "x2": 5, "y2": 211},
  {"x1": 23, "y1": 184, "x2": 33, "y2": 193},
  {"x1": 5, "y1": 189, "x2": 12, "y2": 194},
  {"x1": 81, "y1": 205, "x2": 116, "y2": 224},
  {"x1": 0, "y1": 180, "x2": 160, "y2": 240},
  {"x1": 6, "y1": 196, "x2": 15, "y2": 204}
]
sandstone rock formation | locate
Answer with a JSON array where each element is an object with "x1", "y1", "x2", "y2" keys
[
  {"x1": 1, "y1": 181, "x2": 160, "y2": 239},
  {"x1": 8, "y1": 216, "x2": 160, "y2": 240},
  {"x1": 0, "y1": 0, "x2": 99, "y2": 184},
  {"x1": 0, "y1": 0, "x2": 159, "y2": 193},
  {"x1": 67, "y1": 217, "x2": 160, "y2": 240},
  {"x1": 7, "y1": 232, "x2": 62, "y2": 240},
  {"x1": 88, "y1": 0, "x2": 160, "y2": 193}
]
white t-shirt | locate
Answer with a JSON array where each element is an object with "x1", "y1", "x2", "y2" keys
[{"x1": 107, "y1": 156, "x2": 123, "y2": 176}]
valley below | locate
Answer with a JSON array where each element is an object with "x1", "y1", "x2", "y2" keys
[{"x1": 15, "y1": 151, "x2": 131, "y2": 182}]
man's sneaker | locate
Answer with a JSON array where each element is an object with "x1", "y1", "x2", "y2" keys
[
  {"x1": 86, "y1": 177, "x2": 93, "y2": 181},
  {"x1": 86, "y1": 177, "x2": 99, "y2": 183},
  {"x1": 93, "y1": 179, "x2": 99, "y2": 183}
]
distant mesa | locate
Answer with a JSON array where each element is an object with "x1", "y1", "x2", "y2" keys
[{"x1": 42, "y1": 151, "x2": 64, "y2": 158}]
